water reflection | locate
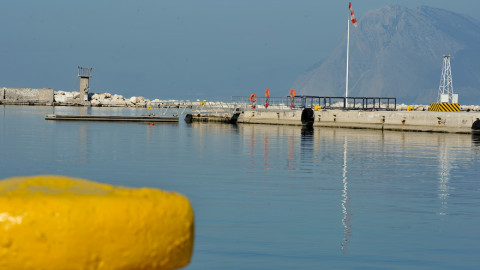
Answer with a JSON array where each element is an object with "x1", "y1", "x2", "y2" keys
[
  {"x1": 340, "y1": 136, "x2": 352, "y2": 253},
  {"x1": 301, "y1": 126, "x2": 314, "y2": 136},
  {"x1": 78, "y1": 123, "x2": 90, "y2": 161},
  {"x1": 437, "y1": 136, "x2": 451, "y2": 216},
  {"x1": 472, "y1": 131, "x2": 480, "y2": 146},
  {"x1": 300, "y1": 126, "x2": 314, "y2": 171},
  {"x1": 288, "y1": 135, "x2": 294, "y2": 171},
  {"x1": 250, "y1": 126, "x2": 256, "y2": 167},
  {"x1": 264, "y1": 133, "x2": 269, "y2": 169},
  {"x1": 79, "y1": 106, "x2": 89, "y2": 116}
]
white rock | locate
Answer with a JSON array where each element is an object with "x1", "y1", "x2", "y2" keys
[
  {"x1": 54, "y1": 95, "x2": 68, "y2": 103},
  {"x1": 91, "y1": 99, "x2": 101, "y2": 106},
  {"x1": 112, "y1": 94, "x2": 124, "y2": 100},
  {"x1": 100, "y1": 99, "x2": 111, "y2": 106},
  {"x1": 91, "y1": 93, "x2": 105, "y2": 101},
  {"x1": 114, "y1": 100, "x2": 127, "y2": 106}
]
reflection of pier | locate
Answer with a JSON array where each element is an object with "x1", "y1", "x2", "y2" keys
[{"x1": 341, "y1": 137, "x2": 352, "y2": 253}]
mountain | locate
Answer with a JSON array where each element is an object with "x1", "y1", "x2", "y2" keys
[{"x1": 293, "y1": 6, "x2": 480, "y2": 105}]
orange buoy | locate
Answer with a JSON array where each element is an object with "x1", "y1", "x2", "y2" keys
[
  {"x1": 265, "y1": 88, "x2": 271, "y2": 98},
  {"x1": 150, "y1": 123, "x2": 155, "y2": 126},
  {"x1": 290, "y1": 89, "x2": 296, "y2": 99},
  {"x1": 250, "y1": 93, "x2": 257, "y2": 103}
]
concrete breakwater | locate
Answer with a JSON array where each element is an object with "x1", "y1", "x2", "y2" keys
[
  {"x1": 0, "y1": 88, "x2": 54, "y2": 105},
  {"x1": 190, "y1": 107, "x2": 480, "y2": 134}
]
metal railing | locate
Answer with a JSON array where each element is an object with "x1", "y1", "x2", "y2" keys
[
  {"x1": 231, "y1": 96, "x2": 288, "y2": 107},
  {"x1": 147, "y1": 95, "x2": 396, "y2": 119},
  {"x1": 78, "y1": 67, "x2": 92, "y2": 78},
  {"x1": 190, "y1": 101, "x2": 246, "y2": 116},
  {"x1": 288, "y1": 96, "x2": 397, "y2": 110},
  {"x1": 232, "y1": 96, "x2": 396, "y2": 110}
]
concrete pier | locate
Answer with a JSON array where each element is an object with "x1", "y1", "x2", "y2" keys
[
  {"x1": 45, "y1": 114, "x2": 179, "y2": 122},
  {"x1": 190, "y1": 108, "x2": 480, "y2": 134}
]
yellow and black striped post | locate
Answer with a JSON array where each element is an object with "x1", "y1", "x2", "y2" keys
[{"x1": 429, "y1": 103, "x2": 460, "y2": 112}]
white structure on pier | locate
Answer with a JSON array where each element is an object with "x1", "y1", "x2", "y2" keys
[{"x1": 437, "y1": 55, "x2": 458, "y2": 103}]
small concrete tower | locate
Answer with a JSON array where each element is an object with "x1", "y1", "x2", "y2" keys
[{"x1": 78, "y1": 67, "x2": 92, "y2": 102}]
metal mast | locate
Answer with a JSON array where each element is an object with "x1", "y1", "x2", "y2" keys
[
  {"x1": 345, "y1": 17, "x2": 350, "y2": 106},
  {"x1": 437, "y1": 55, "x2": 454, "y2": 103}
]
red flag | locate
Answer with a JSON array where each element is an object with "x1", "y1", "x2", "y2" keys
[{"x1": 349, "y1": 2, "x2": 358, "y2": 27}]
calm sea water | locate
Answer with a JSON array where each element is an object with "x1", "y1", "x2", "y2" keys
[{"x1": 1, "y1": 105, "x2": 480, "y2": 269}]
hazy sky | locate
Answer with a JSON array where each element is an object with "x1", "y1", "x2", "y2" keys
[{"x1": 1, "y1": 0, "x2": 477, "y2": 100}]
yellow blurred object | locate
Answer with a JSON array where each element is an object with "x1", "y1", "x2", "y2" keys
[
  {"x1": 0, "y1": 175, "x2": 194, "y2": 270},
  {"x1": 147, "y1": 106, "x2": 152, "y2": 110},
  {"x1": 407, "y1": 106, "x2": 414, "y2": 111},
  {"x1": 200, "y1": 101, "x2": 205, "y2": 105},
  {"x1": 314, "y1": 106, "x2": 322, "y2": 111}
]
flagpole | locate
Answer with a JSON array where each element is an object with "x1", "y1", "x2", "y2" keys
[{"x1": 345, "y1": 16, "x2": 350, "y2": 108}]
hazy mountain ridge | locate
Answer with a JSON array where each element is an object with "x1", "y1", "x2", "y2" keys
[{"x1": 293, "y1": 5, "x2": 480, "y2": 104}]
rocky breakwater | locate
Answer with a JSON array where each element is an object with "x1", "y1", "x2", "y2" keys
[
  {"x1": 54, "y1": 91, "x2": 149, "y2": 107},
  {"x1": 1, "y1": 87, "x2": 186, "y2": 108},
  {"x1": 89, "y1": 93, "x2": 147, "y2": 107}
]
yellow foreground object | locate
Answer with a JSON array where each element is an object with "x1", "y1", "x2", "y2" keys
[{"x1": 0, "y1": 175, "x2": 194, "y2": 270}]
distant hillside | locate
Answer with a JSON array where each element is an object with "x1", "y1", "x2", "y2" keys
[{"x1": 293, "y1": 6, "x2": 480, "y2": 104}]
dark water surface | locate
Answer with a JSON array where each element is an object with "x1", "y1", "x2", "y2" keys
[{"x1": 1, "y1": 106, "x2": 480, "y2": 269}]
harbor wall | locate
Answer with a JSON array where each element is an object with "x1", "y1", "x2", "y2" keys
[
  {"x1": 1, "y1": 87, "x2": 54, "y2": 105},
  {"x1": 236, "y1": 109, "x2": 480, "y2": 133}
]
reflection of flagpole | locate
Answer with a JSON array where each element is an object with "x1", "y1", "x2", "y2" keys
[{"x1": 341, "y1": 137, "x2": 352, "y2": 252}]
